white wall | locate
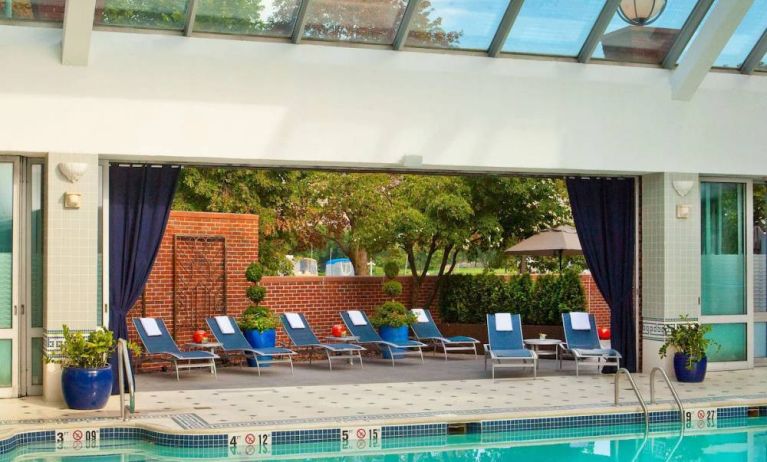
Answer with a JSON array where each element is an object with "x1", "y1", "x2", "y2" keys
[{"x1": 0, "y1": 25, "x2": 766, "y2": 175}]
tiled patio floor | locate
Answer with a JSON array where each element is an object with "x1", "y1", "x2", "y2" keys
[{"x1": 1, "y1": 356, "x2": 766, "y2": 438}]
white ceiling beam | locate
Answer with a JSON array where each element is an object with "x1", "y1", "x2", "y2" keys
[
  {"x1": 670, "y1": 0, "x2": 753, "y2": 101},
  {"x1": 61, "y1": 0, "x2": 97, "y2": 65}
]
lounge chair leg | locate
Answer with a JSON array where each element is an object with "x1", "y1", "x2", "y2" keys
[
  {"x1": 575, "y1": 360, "x2": 579, "y2": 377},
  {"x1": 443, "y1": 342, "x2": 448, "y2": 361},
  {"x1": 388, "y1": 346, "x2": 395, "y2": 367},
  {"x1": 358, "y1": 351, "x2": 364, "y2": 368},
  {"x1": 256, "y1": 357, "x2": 261, "y2": 377},
  {"x1": 212, "y1": 359, "x2": 217, "y2": 378},
  {"x1": 326, "y1": 350, "x2": 333, "y2": 371},
  {"x1": 473, "y1": 344, "x2": 477, "y2": 359},
  {"x1": 534, "y1": 358, "x2": 537, "y2": 379},
  {"x1": 419, "y1": 347, "x2": 424, "y2": 363},
  {"x1": 175, "y1": 360, "x2": 180, "y2": 381},
  {"x1": 289, "y1": 357, "x2": 294, "y2": 375}
]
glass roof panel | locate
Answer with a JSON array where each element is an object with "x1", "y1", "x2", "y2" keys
[
  {"x1": 0, "y1": 0, "x2": 65, "y2": 23},
  {"x1": 593, "y1": 0, "x2": 699, "y2": 65},
  {"x1": 95, "y1": 0, "x2": 189, "y2": 30},
  {"x1": 406, "y1": 0, "x2": 509, "y2": 51},
  {"x1": 714, "y1": 0, "x2": 767, "y2": 68},
  {"x1": 302, "y1": 0, "x2": 410, "y2": 45},
  {"x1": 194, "y1": 0, "x2": 300, "y2": 37},
  {"x1": 502, "y1": 0, "x2": 605, "y2": 57},
  {"x1": 760, "y1": 51, "x2": 767, "y2": 71}
]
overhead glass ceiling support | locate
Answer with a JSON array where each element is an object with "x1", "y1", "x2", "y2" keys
[
  {"x1": 742, "y1": 29, "x2": 767, "y2": 74},
  {"x1": 662, "y1": 0, "x2": 714, "y2": 69},
  {"x1": 292, "y1": 0, "x2": 312, "y2": 44},
  {"x1": 578, "y1": 0, "x2": 619, "y2": 63},
  {"x1": 393, "y1": 0, "x2": 421, "y2": 50},
  {"x1": 488, "y1": 0, "x2": 524, "y2": 58},
  {"x1": 183, "y1": 0, "x2": 198, "y2": 37}
]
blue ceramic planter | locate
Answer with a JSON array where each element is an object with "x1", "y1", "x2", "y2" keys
[
  {"x1": 61, "y1": 366, "x2": 113, "y2": 410},
  {"x1": 244, "y1": 329, "x2": 276, "y2": 367},
  {"x1": 673, "y1": 353, "x2": 707, "y2": 383},
  {"x1": 378, "y1": 325, "x2": 408, "y2": 360}
]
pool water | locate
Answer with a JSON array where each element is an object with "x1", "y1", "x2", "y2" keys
[{"x1": 6, "y1": 418, "x2": 767, "y2": 462}]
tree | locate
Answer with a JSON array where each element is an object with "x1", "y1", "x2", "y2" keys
[
  {"x1": 290, "y1": 172, "x2": 397, "y2": 275},
  {"x1": 174, "y1": 167, "x2": 302, "y2": 275}
]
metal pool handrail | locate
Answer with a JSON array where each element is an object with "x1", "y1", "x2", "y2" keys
[
  {"x1": 614, "y1": 368, "x2": 649, "y2": 432},
  {"x1": 649, "y1": 367, "x2": 684, "y2": 423},
  {"x1": 117, "y1": 339, "x2": 136, "y2": 421}
]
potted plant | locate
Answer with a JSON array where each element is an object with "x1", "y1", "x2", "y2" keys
[
  {"x1": 659, "y1": 316, "x2": 720, "y2": 383},
  {"x1": 239, "y1": 262, "x2": 279, "y2": 367},
  {"x1": 370, "y1": 262, "x2": 417, "y2": 360},
  {"x1": 48, "y1": 325, "x2": 115, "y2": 410}
]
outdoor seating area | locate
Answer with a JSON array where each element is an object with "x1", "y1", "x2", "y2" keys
[{"x1": 131, "y1": 308, "x2": 617, "y2": 386}]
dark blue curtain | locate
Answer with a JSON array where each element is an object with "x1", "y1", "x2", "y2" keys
[
  {"x1": 109, "y1": 165, "x2": 180, "y2": 393},
  {"x1": 566, "y1": 177, "x2": 636, "y2": 372}
]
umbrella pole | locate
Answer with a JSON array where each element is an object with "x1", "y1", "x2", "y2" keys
[{"x1": 558, "y1": 250, "x2": 563, "y2": 273}]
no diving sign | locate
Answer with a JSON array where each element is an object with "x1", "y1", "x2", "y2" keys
[
  {"x1": 228, "y1": 431, "x2": 271, "y2": 457},
  {"x1": 54, "y1": 428, "x2": 99, "y2": 451},
  {"x1": 340, "y1": 426, "x2": 381, "y2": 452}
]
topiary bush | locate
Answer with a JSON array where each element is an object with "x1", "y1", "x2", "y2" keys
[
  {"x1": 246, "y1": 285, "x2": 267, "y2": 305},
  {"x1": 383, "y1": 261, "x2": 400, "y2": 279},
  {"x1": 245, "y1": 262, "x2": 264, "y2": 284},
  {"x1": 382, "y1": 280, "x2": 403, "y2": 298},
  {"x1": 370, "y1": 301, "x2": 417, "y2": 328}
]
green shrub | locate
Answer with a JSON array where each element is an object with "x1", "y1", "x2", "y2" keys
[
  {"x1": 245, "y1": 262, "x2": 265, "y2": 283},
  {"x1": 238, "y1": 305, "x2": 279, "y2": 332},
  {"x1": 439, "y1": 271, "x2": 586, "y2": 325},
  {"x1": 383, "y1": 261, "x2": 400, "y2": 279},
  {"x1": 659, "y1": 315, "x2": 720, "y2": 369},
  {"x1": 370, "y1": 301, "x2": 417, "y2": 328},
  {"x1": 382, "y1": 280, "x2": 403, "y2": 298},
  {"x1": 47, "y1": 325, "x2": 115, "y2": 369},
  {"x1": 246, "y1": 285, "x2": 267, "y2": 304}
]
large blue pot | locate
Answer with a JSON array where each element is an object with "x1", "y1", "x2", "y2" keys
[
  {"x1": 61, "y1": 366, "x2": 113, "y2": 410},
  {"x1": 673, "y1": 353, "x2": 707, "y2": 383},
  {"x1": 244, "y1": 329, "x2": 276, "y2": 367},
  {"x1": 378, "y1": 325, "x2": 408, "y2": 360}
]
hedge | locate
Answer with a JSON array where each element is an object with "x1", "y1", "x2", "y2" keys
[{"x1": 438, "y1": 271, "x2": 587, "y2": 325}]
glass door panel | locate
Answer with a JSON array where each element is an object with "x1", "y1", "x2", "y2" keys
[
  {"x1": 700, "y1": 181, "x2": 749, "y2": 367},
  {"x1": 23, "y1": 161, "x2": 44, "y2": 394},
  {"x1": 754, "y1": 183, "x2": 767, "y2": 365},
  {"x1": 0, "y1": 159, "x2": 18, "y2": 397}
]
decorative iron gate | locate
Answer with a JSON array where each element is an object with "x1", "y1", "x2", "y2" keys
[{"x1": 172, "y1": 235, "x2": 227, "y2": 340}]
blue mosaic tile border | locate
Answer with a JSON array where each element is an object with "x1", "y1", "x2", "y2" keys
[{"x1": 0, "y1": 405, "x2": 764, "y2": 455}]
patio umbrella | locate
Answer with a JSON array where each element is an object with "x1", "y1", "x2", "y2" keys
[{"x1": 504, "y1": 225, "x2": 582, "y2": 272}]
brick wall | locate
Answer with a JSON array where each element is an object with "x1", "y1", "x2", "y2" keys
[
  {"x1": 130, "y1": 211, "x2": 611, "y2": 370},
  {"x1": 260, "y1": 276, "x2": 439, "y2": 345},
  {"x1": 127, "y1": 211, "x2": 259, "y2": 370}
]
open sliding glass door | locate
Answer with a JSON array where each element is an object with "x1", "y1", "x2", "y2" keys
[
  {"x1": 21, "y1": 161, "x2": 44, "y2": 395},
  {"x1": 0, "y1": 158, "x2": 20, "y2": 398},
  {"x1": 700, "y1": 180, "x2": 752, "y2": 371},
  {"x1": 753, "y1": 183, "x2": 767, "y2": 366}
]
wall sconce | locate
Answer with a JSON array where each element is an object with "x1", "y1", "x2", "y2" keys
[
  {"x1": 58, "y1": 162, "x2": 88, "y2": 183},
  {"x1": 676, "y1": 204, "x2": 690, "y2": 219},
  {"x1": 672, "y1": 180, "x2": 694, "y2": 197},
  {"x1": 64, "y1": 193, "x2": 82, "y2": 209}
]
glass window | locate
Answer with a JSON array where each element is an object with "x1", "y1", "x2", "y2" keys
[
  {"x1": 705, "y1": 323, "x2": 747, "y2": 362},
  {"x1": 0, "y1": 164, "x2": 12, "y2": 330},
  {"x1": 406, "y1": 0, "x2": 509, "y2": 50},
  {"x1": 0, "y1": 0, "x2": 65, "y2": 22},
  {"x1": 715, "y1": 0, "x2": 767, "y2": 68},
  {"x1": 756, "y1": 323, "x2": 767, "y2": 358},
  {"x1": 593, "y1": 0, "x2": 699, "y2": 64},
  {"x1": 701, "y1": 182, "x2": 746, "y2": 316},
  {"x1": 759, "y1": 51, "x2": 767, "y2": 71},
  {"x1": 302, "y1": 0, "x2": 410, "y2": 45},
  {"x1": 0, "y1": 340, "x2": 10, "y2": 387},
  {"x1": 503, "y1": 0, "x2": 605, "y2": 57},
  {"x1": 31, "y1": 337, "x2": 42, "y2": 386},
  {"x1": 30, "y1": 164, "x2": 42, "y2": 329},
  {"x1": 95, "y1": 0, "x2": 190, "y2": 30},
  {"x1": 194, "y1": 0, "x2": 301, "y2": 37},
  {"x1": 755, "y1": 183, "x2": 767, "y2": 313}
]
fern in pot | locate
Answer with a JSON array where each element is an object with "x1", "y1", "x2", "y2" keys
[
  {"x1": 48, "y1": 325, "x2": 115, "y2": 410},
  {"x1": 659, "y1": 316, "x2": 720, "y2": 383}
]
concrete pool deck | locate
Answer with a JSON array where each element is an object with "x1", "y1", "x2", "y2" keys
[{"x1": 1, "y1": 357, "x2": 766, "y2": 440}]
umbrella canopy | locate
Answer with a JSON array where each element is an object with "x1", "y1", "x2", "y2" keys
[{"x1": 505, "y1": 226, "x2": 582, "y2": 271}]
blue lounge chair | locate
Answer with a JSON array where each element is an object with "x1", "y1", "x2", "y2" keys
[
  {"x1": 133, "y1": 317, "x2": 218, "y2": 381},
  {"x1": 341, "y1": 310, "x2": 426, "y2": 366},
  {"x1": 410, "y1": 308, "x2": 479, "y2": 360},
  {"x1": 279, "y1": 313, "x2": 365, "y2": 370},
  {"x1": 561, "y1": 312, "x2": 621, "y2": 376},
  {"x1": 206, "y1": 316, "x2": 296, "y2": 375},
  {"x1": 485, "y1": 313, "x2": 537, "y2": 379}
]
